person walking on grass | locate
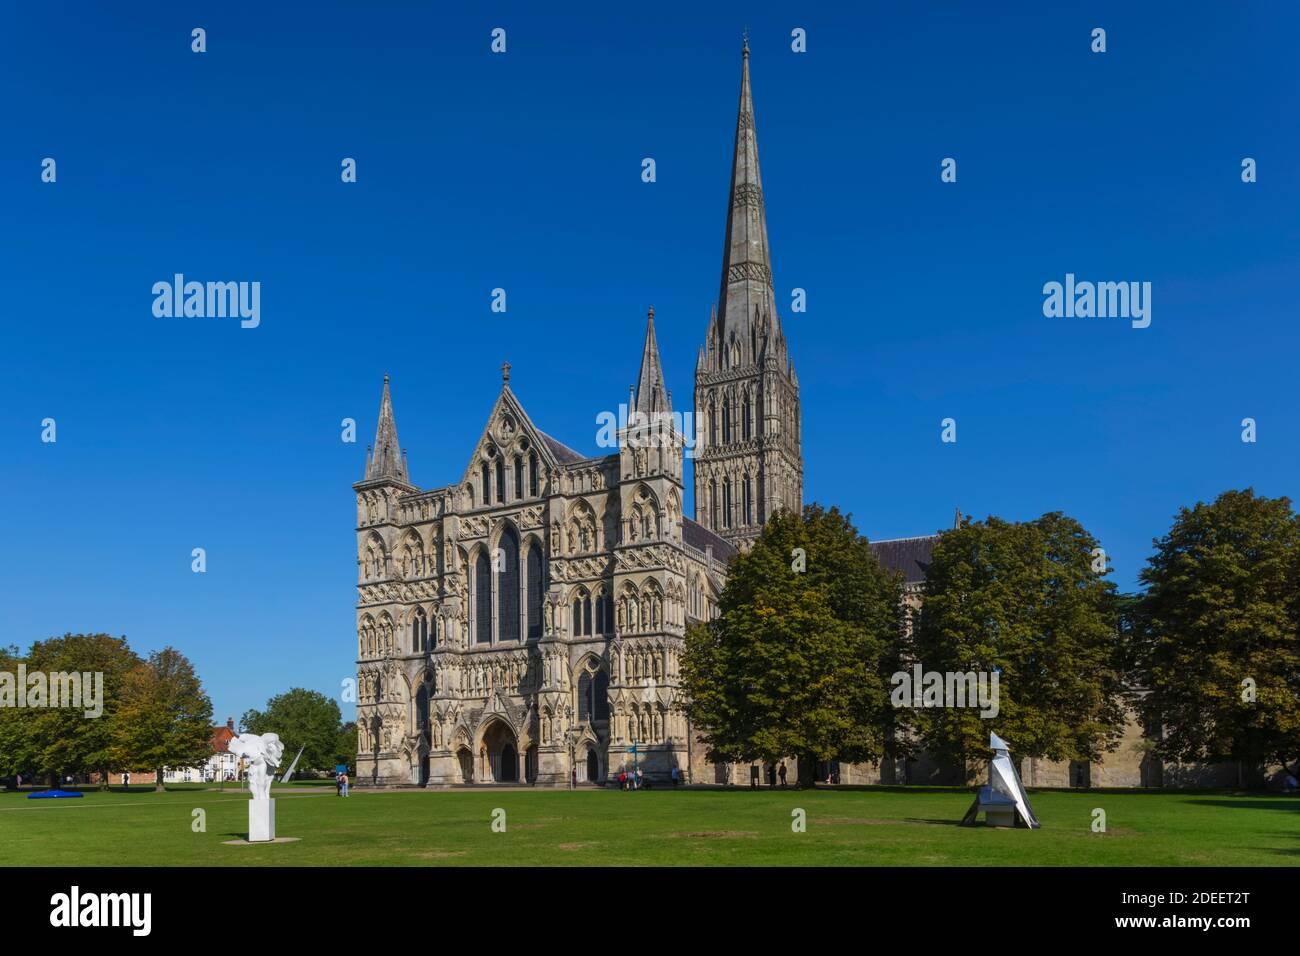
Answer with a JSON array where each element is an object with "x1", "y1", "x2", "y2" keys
[
  {"x1": 341, "y1": 772, "x2": 349, "y2": 797},
  {"x1": 671, "y1": 765, "x2": 680, "y2": 788},
  {"x1": 778, "y1": 762, "x2": 787, "y2": 788}
]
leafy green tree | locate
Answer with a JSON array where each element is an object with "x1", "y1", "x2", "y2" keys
[
  {"x1": 1112, "y1": 591, "x2": 1149, "y2": 676},
  {"x1": 242, "y1": 688, "x2": 343, "y2": 774},
  {"x1": 682, "y1": 505, "x2": 903, "y2": 786},
  {"x1": 1138, "y1": 489, "x2": 1300, "y2": 783},
  {"x1": 913, "y1": 512, "x2": 1126, "y2": 776},
  {"x1": 110, "y1": 648, "x2": 213, "y2": 791},
  {"x1": 0, "y1": 644, "x2": 32, "y2": 784},
  {"x1": 2, "y1": 634, "x2": 140, "y2": 787}
]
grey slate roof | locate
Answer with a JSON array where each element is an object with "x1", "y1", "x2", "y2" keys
[
  {"x1": 683, "y1": 518, "x2": 739, "y2": 564},
  {"x1": 539, "y1": 431, "x2": 586, "y2": 464},
  {"x1": 869, "y1": 535, "x2": 937, "y2": 585}
]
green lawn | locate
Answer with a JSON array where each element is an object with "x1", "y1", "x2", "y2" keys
[{"x1": 1, "y1": 785, "x2": 1295, "y2": 866}]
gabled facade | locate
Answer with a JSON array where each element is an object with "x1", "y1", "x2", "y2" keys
[
  {"x1": 354, "y1": 315, "x2": 736, "y2": 787},
  {"x1": 352, "y1": 44, "x2": 772, "y2": 789}
]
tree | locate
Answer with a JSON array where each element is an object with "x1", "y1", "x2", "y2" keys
[
  {"x1": 913, "y1": 512, "x2": 1126, "y2": 777},
  {"x1": 110, "y1": 648, "x2": 213, "y2": 792},
  {"x1": 1112, "y1": 591, "x2": 1148, "y2": 676},
  {"x1": 1138, "y1": 489, "x2": 1300, "y2": 784},
  {"x1": 1, "y1": 634, "x2": 141, "y2": 787},
  {"x1": 0, "y1": 644, "x2": 32, "y2": 784},
  {"x1": 682, "y1": 504, "x2": 903, "y2": 786},
  {"x1": 241, "y1": 688, "x2": 343, "y2": 774}
]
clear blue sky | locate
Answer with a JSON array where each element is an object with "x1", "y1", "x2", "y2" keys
[{"x1": 3, "y1": 2, "x2": 1297, "y2": 725}]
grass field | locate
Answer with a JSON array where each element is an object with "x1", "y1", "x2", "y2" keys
[{"x1": 2, "y1": 784, "x2": 1296, "y2": 866}]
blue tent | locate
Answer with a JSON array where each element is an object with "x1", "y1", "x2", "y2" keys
[{"x1": 28, "y1": 790, "x2": 84, "y2": 799}]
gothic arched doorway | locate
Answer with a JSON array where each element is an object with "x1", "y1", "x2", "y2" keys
[
  {"x1": 456, "y1": 746, "x2": 473, "y2": 784},
  {"x1": 481, "y1": 720, "x2": 518, "y2": 783},
  {"x1": 499, "y1": 743, "x2": 518, "y2": 782},
  {"x1": 585, "y1": 747, "x2": 600, "y2": 784}
]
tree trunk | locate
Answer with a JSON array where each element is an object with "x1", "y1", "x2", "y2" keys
[
  {"x1": 797, "y1": 753, "x2": 816, "y2": 788},
  {"x1": 154, "y1": 768, "x2": 164, "y2": 793}
]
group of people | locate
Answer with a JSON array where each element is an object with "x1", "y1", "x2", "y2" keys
[
  {"x1": 618, "y1": 768, "x2": 645, "y2": 790},
  {"x1": 617, "y1": 765, "x2": 685, "y2": 790},
  {"x1": 335, "y1": 770, "x2": 350, "y2": 796},
  {"x1": 749, "y1": 762, "x2": 789, "y2": 788}
]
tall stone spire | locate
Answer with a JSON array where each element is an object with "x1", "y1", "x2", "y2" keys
[
  {"x1": 634, "y1": 306, "x2": 670, "y2": 415},
  {"x1": 693, "y1": 41, "x2": 803, "y2": 550},
  {"x1": 365, "y1": 374, "x2": 408, "y2": 483},
  {"x1": 716, "y1": 37, "x2": 774, "y2": 347}
]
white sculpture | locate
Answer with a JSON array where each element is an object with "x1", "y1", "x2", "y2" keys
[
  {"x1": 227, "y1": 732, "x2": 287, "y2": 842},
  {"x1": 228, "y1": 732, "x2": 284, "y2": 801}
]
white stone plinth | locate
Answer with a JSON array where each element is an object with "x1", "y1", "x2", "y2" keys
[{"x1": 249, "y1": 798, "x2": 276, "y2": 842}]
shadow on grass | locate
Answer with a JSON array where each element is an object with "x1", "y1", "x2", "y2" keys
[
  {"x1": 686, "y1": 784, "x2": 974, "y2": 794},
  {"x1": 1258, "y1": 827, "x2": 1300, "y2": 857},
  {"x1": 1024, "y1": 787, "x2": 1281, "y2": 796},
  {"x1": 902, "y1": 818, "x2": 963, "y2": 827},
  {"x1": 812, "y1": 785, "x2": 973, "y2": 795},
  {"x1": 1187, "y1": 798, "x2": 1300, "y2": 813},
  {"x1": 776, "y1": 784, "x2": 1277, "y2": 796}
]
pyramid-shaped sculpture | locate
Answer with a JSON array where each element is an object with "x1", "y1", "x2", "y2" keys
[{"x1": 960, "y1": 733, "x2": 1040, "y2": 828}]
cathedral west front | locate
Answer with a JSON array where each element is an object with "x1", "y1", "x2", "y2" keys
[{"x1": 353, "y1": 42, "x2": 809, "y2": 787}]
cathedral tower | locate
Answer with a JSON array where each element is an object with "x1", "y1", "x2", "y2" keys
[
  {"x1": 693, "y1": 41, "x2": 803, "y2": 549},
  {"x1": 353, "y1": 375, "x2": 419, "y2": 785}
]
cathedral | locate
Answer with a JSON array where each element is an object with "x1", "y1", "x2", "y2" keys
[
  {"x1": 354, "y1": 43, "x2": 1254, "y2": 792},
  {"x1": 351, "y1": 42, "x2": 833, "y2": 787}
]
